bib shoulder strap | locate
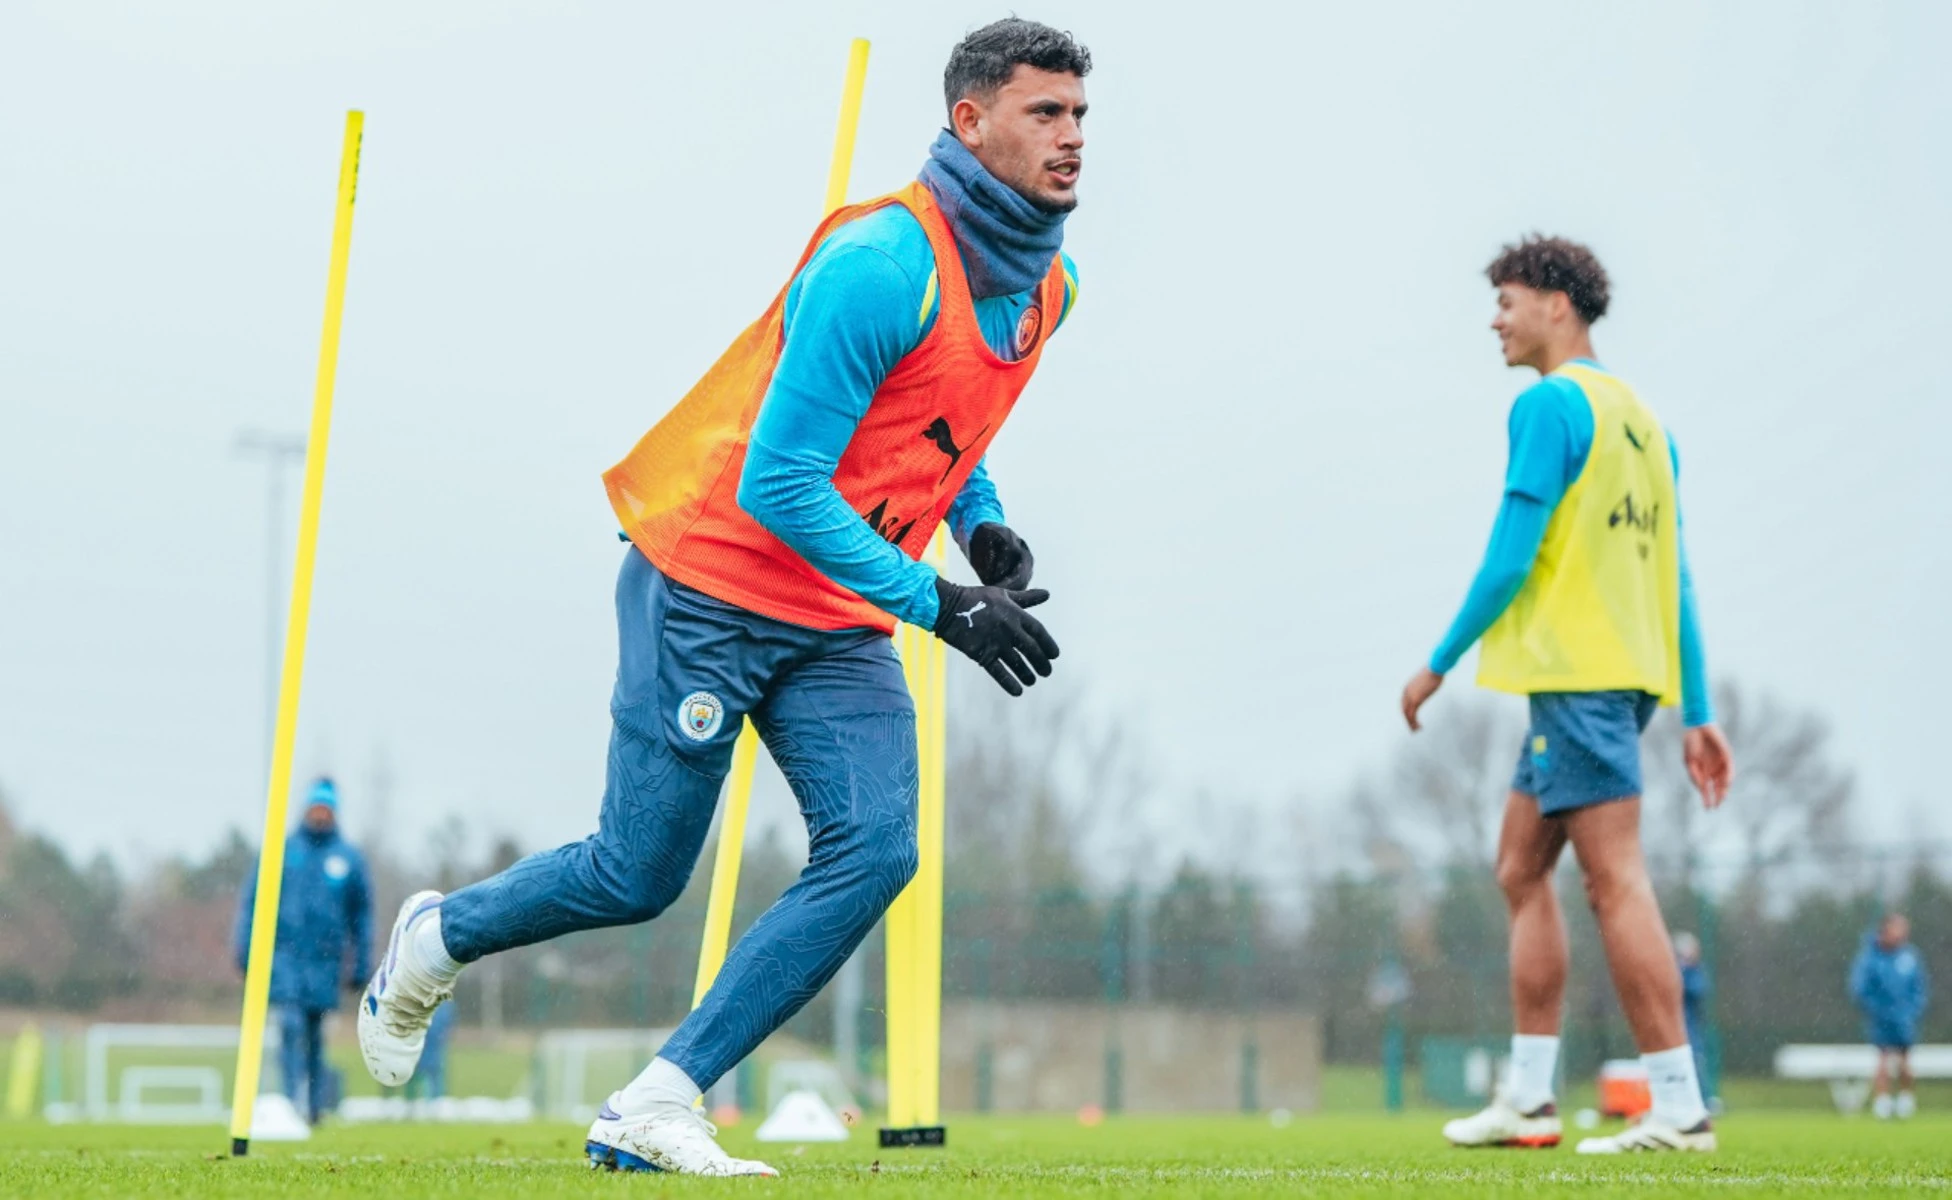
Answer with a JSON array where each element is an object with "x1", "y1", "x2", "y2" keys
[
  {"x1": 890, "y1": 183, "x2": 972, "y2": 318},
  {"x1": 789, "y1": 184, "x2": 926, "y2": 277},
  {"x1": 1555, "y1": 363, "x2": 1664, "y2": 435}
]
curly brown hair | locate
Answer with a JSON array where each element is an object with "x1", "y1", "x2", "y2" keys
[{"x1": 1485, "y1": 235, "x2": 1610, "y2": 325}]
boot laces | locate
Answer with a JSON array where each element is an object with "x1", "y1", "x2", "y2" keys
[{"x1": 377, "y1": 965, "x2": 453, "y2": 1038}]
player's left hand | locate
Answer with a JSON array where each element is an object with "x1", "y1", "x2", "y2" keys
[
  {"x1": 1400, "y1": 667, "x2": 1444, "y2": 732},
  {"x1": 1683, "y1": 723, "x2": 1735, "y2": 810},
  {"x1": 967, "y1": 523, "x2": 1034, "y2": 589}
]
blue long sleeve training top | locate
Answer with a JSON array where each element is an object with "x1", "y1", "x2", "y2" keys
[
  {"x1": 1851, "y1": 933, "x2": 1930, "y2": 1027},
  {"x1": 736, "y1": 206, "x2": 1077, "y2": 629},
  {"x1": 1430, "y1": 362, "x2": 1715, "y2": 726}
]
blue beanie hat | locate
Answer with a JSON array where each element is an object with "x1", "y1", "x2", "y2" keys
[{"x1": 307, "y1": 777, "x2": 339, "y2": 811}]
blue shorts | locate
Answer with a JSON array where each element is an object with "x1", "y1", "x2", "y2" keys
[
  {"x1": 1869, "y1": 1019, "x2": 1916, "y2": 1053},
  {"x1": 1511, "y1": 690, "x2": 1660, "y2": 815}
]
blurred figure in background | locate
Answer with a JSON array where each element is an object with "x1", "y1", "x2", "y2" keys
[
  {"x1": 1851, "y1": 912, "x2": 1929, "y2": 1119},
  {"x1": 1673, "y1": 931, "x2": 1718, "y2": 1110},
  {"x1": 405, "y1": 1002, "x2": 456, "y2": 1103},
  {"x1": 235, "y1": 776, "x2": 373, "y2": 1124}
]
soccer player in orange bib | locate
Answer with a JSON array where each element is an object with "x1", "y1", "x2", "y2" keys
[
  {"x1": 356, "y1": 19, "x2": 1088, "y2": 1175},
  {"x1": 1401, "y1": 237, "x2": 1736, "y2": 1154}
]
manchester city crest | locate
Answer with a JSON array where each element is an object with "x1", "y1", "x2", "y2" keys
[
  {"x1": 1014, "y1": 302, "x2": 1043, "y2": 357},
  {"x1": 678, "y1": 691, "x2": 725, "y2": 742}
]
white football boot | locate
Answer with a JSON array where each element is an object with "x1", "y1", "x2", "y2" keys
[
  {"x1": 1896, "y1": 1091, "x2": 1918, "y2": 1120},
  {"x1": 1576, "y1": 1116, "x2": 1716, "y2": 1154},
  {"x1": 585, "y1": 1098, "x2": 779, "y2": 1176},
  {"x1": 1443, "y1": 1097, "x2": 1562, "y2": 1148},
  {"x1": 356, "y1": 890, "x2": 453, "y2": 1086},
  {"x1": 1873, "y1": 1093, "x2": 1896, "y2": 1120}
]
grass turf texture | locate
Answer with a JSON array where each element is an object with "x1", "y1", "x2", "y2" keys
[{"x1": 3, "y1": 1114, "x2": 1949, "y2": 1198}]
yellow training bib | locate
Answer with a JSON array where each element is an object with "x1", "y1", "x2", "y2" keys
[{"x1": 1477, "y1": 363, "x2": 1682, "y2": 703}]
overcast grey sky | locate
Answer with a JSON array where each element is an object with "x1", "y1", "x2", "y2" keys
[{"x1": 3, "y1": 0, "x2": 1946, "y2": 872}]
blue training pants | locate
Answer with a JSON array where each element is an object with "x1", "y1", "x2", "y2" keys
[
  {"x1": 276, "y1": 1005, "x2": 327, "y2": 1122},
  {"x1": 440, "y1": 548, "x2": 918, "y2": 1090}
]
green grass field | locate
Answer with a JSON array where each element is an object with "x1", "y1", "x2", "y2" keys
[{"x1": 3, "y1": 1112, "x2": 1948, "y2": 1198}]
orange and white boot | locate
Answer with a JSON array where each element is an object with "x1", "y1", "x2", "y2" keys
[{"x1": 1442, "y1": 1097, "x2": 1562, "y2": 1148}]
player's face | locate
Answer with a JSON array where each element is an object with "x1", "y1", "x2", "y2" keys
[
  {"x1": 953, "y1": 67, "x2": 1087, "y2": 214},
  {"x1": 304, "y1": 803, "x2": 335, "y2": 833},
  {"x1": 1491, "y1": 282, "x2": 1555, "y2": 369},
  {"x1": 1883, "y1": 914, "x2": 1910, "y2": 946}
]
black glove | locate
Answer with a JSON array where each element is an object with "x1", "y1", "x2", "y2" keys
[
  {"x1": 932, "y1": 577, "x2": 1059, "y2": 697},
  {"x1": 967, "y1": 522, "x2": 1034, "y2": 589},
  {"x1": 348, "y1": 972, "x2": 368, "y2": 995}
]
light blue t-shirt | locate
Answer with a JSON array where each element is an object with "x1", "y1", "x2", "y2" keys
[
  {"x1": 737, "y1": 206, "x2": 1077, "y2": 628},
  {"x1": 1430, "y1": 361, "x2": 1714, "y2": 726}
]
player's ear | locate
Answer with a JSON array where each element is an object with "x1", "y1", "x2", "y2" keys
[{"x1": 951, "y1": 96, "x2": 985, "y2": 148}]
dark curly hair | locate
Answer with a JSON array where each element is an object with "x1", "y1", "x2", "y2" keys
[
  {"x1": 1485, "y1": 235, "x2": 1610, "y2": 325},
  {"x1": 944, "y1": 18, "x2": 1092, "y2": 118}
]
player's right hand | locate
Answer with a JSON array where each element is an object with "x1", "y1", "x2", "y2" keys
[
  {"x1": 931, "y1": 577, "x2": 1059, "y2": 697},
  {"x1": 1400, "y1": 667, "x2": 1445, "y2": 731},
  {"x1": 1683, "y1": 723, "x2": 1734, "y2": 809}
]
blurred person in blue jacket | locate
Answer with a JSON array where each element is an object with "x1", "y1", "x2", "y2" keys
[
  {"x1": 405, "y1": 1001, "x2": 456, "y2": 1103},
  {"x1": 1673, "y1": 932, "x2": 1717, "y2": 1109},
  {"x1": 1850, "y1": 912, "x2": 1929, "y2": 1119},
  {"x1": 235, "y1": 777, "x2": 373, "y2": 1123}
]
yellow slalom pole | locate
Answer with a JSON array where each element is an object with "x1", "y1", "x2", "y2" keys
[
  {"x1": 885, "y1": 527, "x2": 948, "y2": 1141},
  {"x1": 918, "y1": 531, "x2": 948, "y2": 1126},
  {"x1": 691, "y1": 728, "x2": 761, "y2": 1009},
  {"x1": 825, "y1": 38, "x2": 872, "y2": 216},
  {"x1": 5, "y1": 1024, "x2": 42, "y2": 1119},
  {"x1": 228, "y1": 110, "x2": 364, "y2": 1157},
  {"x1": 885, "y1": 619, "x2": 923, "y2": 1128},
  {"x1": 689, "y1": 38, "x2": 872, "y2": 1016}
]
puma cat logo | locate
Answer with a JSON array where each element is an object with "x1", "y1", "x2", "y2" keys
[{"x1": 922, "y1": 418, "x2": 989, "y2": 484}]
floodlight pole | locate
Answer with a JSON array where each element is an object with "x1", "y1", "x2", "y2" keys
[{"x1": 235, "y1": 430, "x2": 307, "y2": 776}]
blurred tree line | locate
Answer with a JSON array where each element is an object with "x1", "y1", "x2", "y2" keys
[{"x1": 0, "y1": 678, "x2": 1944, "y2": 1077}]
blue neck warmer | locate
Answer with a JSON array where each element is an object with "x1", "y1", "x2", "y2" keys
[{"x1": 917, "y1": 130, "x2": 1067, "y2": 300}]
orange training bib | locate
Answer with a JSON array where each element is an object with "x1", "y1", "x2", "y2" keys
[{"x1": 603, "y1": 182, "x2": 1064, "y2": 633}]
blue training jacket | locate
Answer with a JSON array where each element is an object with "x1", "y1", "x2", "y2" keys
[
  {"x1": 1850, "y1": 933, "x2": 1929, "y2": 1033},
  {"x1": 1681, "y1": 959, "x2": 1711, "y2": 1038},
  {"x1": 235, "y1": 828, "x2": 373, "y2": 1012}
]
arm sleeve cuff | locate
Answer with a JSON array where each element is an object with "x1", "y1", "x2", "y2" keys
[{"x1": 947, "y1": 457, "x2": 1006, "y2": 550}]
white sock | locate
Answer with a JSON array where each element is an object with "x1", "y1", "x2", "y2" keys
[
  {"x1": 410, "y1": 907, "x2": 463, "y2": 983},
  {"x1": 1507, "y1": 1034, "x2": 1560, "y2": 1112},
  {"x1": 1643, "y1": 1044, "x2": 1708, "y2": 1129},
  {"x1": 614, "y1": 1057, "x2": 701, "y2": 1115}
]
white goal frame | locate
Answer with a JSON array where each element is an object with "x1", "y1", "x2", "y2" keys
[
  {"x1": 74, "y1": 1023, "x2": 277, "y2": 1123},
  {"x1": 531, "y1": 1027, "x2": 674, "y2": 1122}
]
